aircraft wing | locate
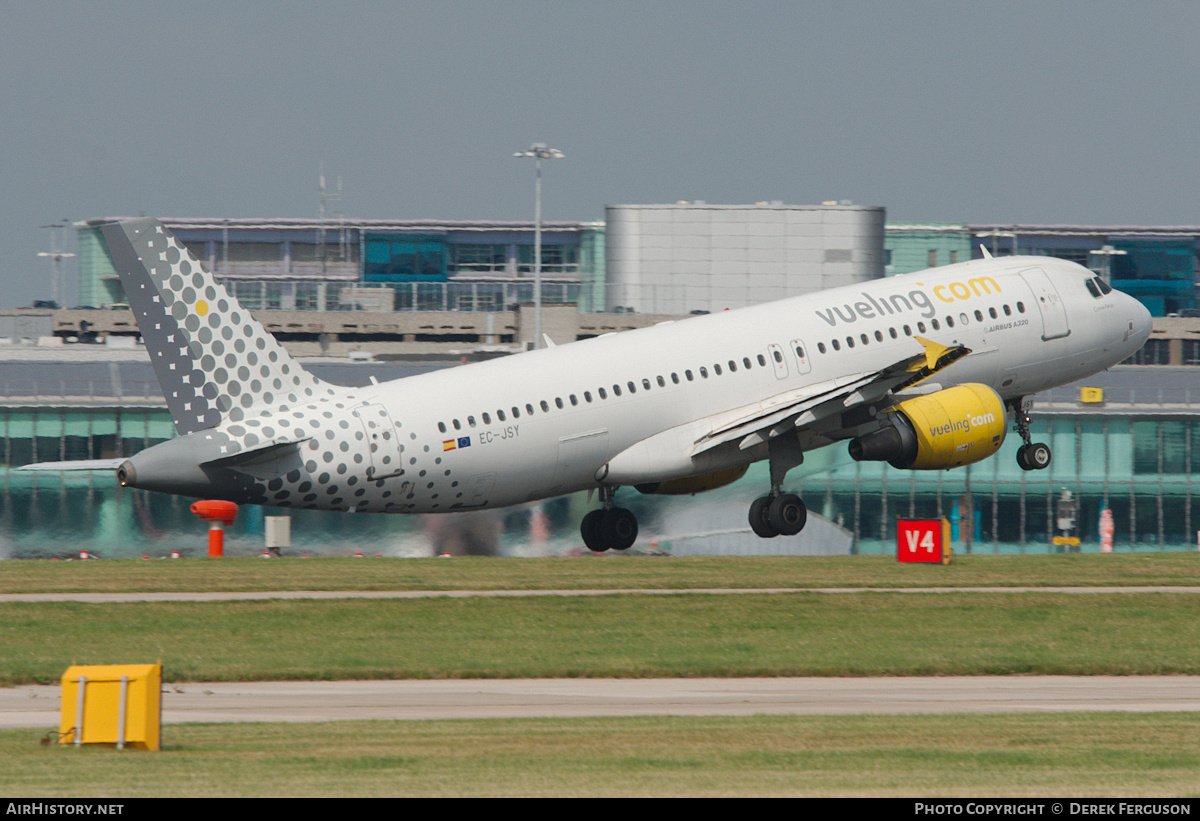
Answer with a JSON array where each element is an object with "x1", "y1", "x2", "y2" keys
[
  {"x1": 691, "y1": 336, "x2": 969, "y2": 457},
  {"x1": 599, "y1": 336, "x2": 972, "y2": 487}
]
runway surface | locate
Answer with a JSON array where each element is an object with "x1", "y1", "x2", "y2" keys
[{"x1": 4, "y1": 676, "x2": 1200, "y2": 729}]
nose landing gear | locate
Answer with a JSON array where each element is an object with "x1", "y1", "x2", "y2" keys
[{"x1": 1011, "y1": 397, "x2": 1052, "y2": 471}]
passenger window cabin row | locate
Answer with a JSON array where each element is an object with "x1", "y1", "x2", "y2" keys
[
  {"x1": 433, "y1": 277, "x2": 1111, "y2": 438},
  {"x1": 436, "y1": 351, "x2": 778, "y2": 435},
  {"x1": 815, "y1": 301, "x2": 1028, "y2": 355}
]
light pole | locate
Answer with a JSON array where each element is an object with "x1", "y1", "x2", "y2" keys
[
  {"x1": 513, "y1": 143, "x2": 564, "y2": 349},
  {"x1": 38, "y1": 219, "x2": 75, "y2": 307}
]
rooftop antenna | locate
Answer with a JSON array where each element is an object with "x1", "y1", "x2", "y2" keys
[
  {"x1": 318, "y1": 162, "x2": 343, "y2": 275},
  {"x1": 38, "y1": 219, "x2": 75, "y2": 306}
]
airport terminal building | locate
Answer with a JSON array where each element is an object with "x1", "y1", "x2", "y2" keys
[
  {"x1": 68, "y1": 210, "x2": 1200, "y2": 322},
  {"x1": 75, "y1": 217, "x2": 607, "y2": 314},
  {"x1": 73, "y1": 202, "x2": 889, "y2": 318}
]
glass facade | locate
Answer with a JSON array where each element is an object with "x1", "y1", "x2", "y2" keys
[
  {"x1": 577, "y1": 225, "x2": 606, "y2": 312},
  {"x1": 75, "y1": 226, "x2": 122, "y2": 307},
  {"x1": 1110, "y1": 239, "x2": 1196, "y2": 316},
  {"x1": 1, "y1": 407, "x2": 175, "y2": 467},
  {"x1": 220, "y1": 281, "x2": 331, "y2": 312},
  {"x1": 884, "y1": 225, "x2": 973, "y2": 276},
  {"x1": 517, "y1": 243, "x2": 579, "y2": 274},
  {"x1": 364, "y1": 235, "x2": 447, "y2": 282},
  {"x1": 448, "y1": 243, "x2": 507, "y2": 274},
  {"x1": 389, "y1": 280, "x2": 580, "y2": 312},
  {"x1": 966, "y1": 229, "x2": 1200, "y2": 318}
]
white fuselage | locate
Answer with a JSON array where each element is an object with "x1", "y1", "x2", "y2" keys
[{"x1": 232, "y1": 254, "x2": 1146, "y2": 514}]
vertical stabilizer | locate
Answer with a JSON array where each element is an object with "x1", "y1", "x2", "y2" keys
[{"x1": 102, "y1": 218, "x2": 329, "y2": 434}]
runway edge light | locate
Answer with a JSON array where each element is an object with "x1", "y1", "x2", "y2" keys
[{"x1": 59, "y1": 662, "x2": 162, "y2": 750}]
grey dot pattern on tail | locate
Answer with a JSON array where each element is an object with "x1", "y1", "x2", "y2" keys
[{"x1": 103, "y1": 218, "x2": 332, "y2": 434}]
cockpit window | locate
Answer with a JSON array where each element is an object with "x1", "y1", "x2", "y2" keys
[
  {"x1": 1086, "y1": 278, "x2": 1101, "y2": 298},
  {"x1": 1095, "y1": 277, "x2": 1113, "y2": 295}
]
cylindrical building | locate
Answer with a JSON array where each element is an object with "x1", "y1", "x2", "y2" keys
[{"x1": 604, "y1": 202, "x2": 885, "y2": 314}]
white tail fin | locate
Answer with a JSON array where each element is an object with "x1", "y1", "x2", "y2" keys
[{"x1": 103, "y1": 218, "x2": 331, "y2": 434}]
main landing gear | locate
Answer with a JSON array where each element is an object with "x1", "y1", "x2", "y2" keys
[
  {"x1": 1011, "y1": 397, "x2": 1052, "y2": 471},
  {"x1": 748, "y1": 434, "x2": 808, "y2": 539},
  {"x1": 581, "y1": 486, "x2": 638, "y2": 552},
  {"x1": 749, "y1": 492, "x2": 807, "y2": 538}
]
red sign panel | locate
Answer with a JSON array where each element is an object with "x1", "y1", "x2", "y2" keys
[{"x1": 897, "y1": 519, "x2": 945, "y2": 563}]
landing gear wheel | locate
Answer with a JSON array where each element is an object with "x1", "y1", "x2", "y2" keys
[
  {"x1": 581, "y1": 509, "x2": 606, "y2": 552},
  {"x1": 583, "y1": 487, "x2": 640, "y2": 552},
  {"x1": 768, "y1": 493, "x2": 807, "y2": 536},
  {"x1": 749, "y1": 496, "x2": 778, "y2": 538},
  {"x1": 1017, "y1": 442, "x2": 1052, "y2": 471},
  {"x1": 600, "y1": 507, "x2": 638, "y2": 551}
]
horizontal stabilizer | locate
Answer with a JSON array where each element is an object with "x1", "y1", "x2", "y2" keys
[
  {"x1": 17, "y1": 459, "x2": 124, "y2": 472},
  {"x1": 199, "y1": 434, "x2": 312, "y2": 481},
  {"x1": 200, "y1": 436, "x2": 311, "y2": 469}
]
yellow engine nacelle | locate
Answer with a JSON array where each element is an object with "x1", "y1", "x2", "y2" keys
[
  {"x1": 635, "y1": 464, "x2": 749, "y2": 496},
  {"x1": 848, "y1": 384, "x2": 1007, "y2": 470}
]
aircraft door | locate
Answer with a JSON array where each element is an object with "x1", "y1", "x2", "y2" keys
[
  {"x1": 789, "y1": 339, "x2": 812, "y2": 375},
  {"x1": 768, "y1": 344, "x2": 789, "y2": 379},
  {"x1": 1019, "y1": 267, "x2": 1070, "y2": 340},
  {"x1": 353, "y1": 403, "x2": 404, "y2": 479}
]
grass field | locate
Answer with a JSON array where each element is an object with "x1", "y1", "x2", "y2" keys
[
  {"x1": 1, "y1": 551, "x2": 1198, "y2": 594},
  {"x1": 4, "y1": 553, "x2": 1199, "y2": 796},
  {"x1": 7, "y1": 713, "x2": 1200, "y2": 797},
  {"x1": 5, "y1": 591, "x2": 1200, "y2": 684}
]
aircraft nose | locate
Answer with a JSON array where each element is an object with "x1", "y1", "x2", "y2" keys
[{"x1": 1131, "y1": 296, "x2": 1152, "y2": 345}]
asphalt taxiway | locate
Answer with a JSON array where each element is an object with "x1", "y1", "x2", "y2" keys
[{"x1": 4, "y1": 676, "x2": 1200, "y2": 729}]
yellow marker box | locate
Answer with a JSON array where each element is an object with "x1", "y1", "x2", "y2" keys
[
  {"x1": 60, "y1": 663, "x2": 161, "y2": 750},
  {"x1": 1080, "y1": 387, "x2": 1104, "y2": 403}
]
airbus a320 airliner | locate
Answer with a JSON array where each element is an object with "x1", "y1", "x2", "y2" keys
[{"x1": 24, "y1": 218, "x2": 1151, "y2": 551}]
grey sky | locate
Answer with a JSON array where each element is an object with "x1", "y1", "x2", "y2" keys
[{"x1": 3, "y1": 1, "x2": 1198, "y2": 308}]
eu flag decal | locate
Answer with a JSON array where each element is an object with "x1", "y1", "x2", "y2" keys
[{"x1": 457, "y1": 436, "x2": 471, "y2": 449}]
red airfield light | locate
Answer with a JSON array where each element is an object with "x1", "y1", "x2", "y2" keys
[{"x1": 190, "y1": 500, "x2": 238, "y2": 557}]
